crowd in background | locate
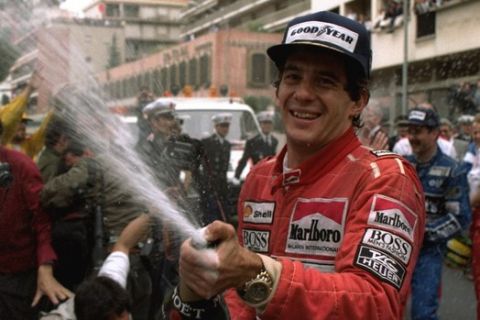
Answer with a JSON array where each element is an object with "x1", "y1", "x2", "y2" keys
[
  {"x1": 0, "y1": 76, "x2": 278, "y2": 319},
  {"x1": 346, "y1": 0, "x2": 463, "y2": 34}
]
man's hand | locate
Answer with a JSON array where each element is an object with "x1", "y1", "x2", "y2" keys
[
  {"x1": 32, "y1": 264, "x2": 73, "y2": 306},
  {"x1": 369, "y1": 130, "x2": 389, "y2": 150},
  {"x1": 179, "y1": 220, "x2": 263, "y2": 301},
  {"x1": 231, "y1": 177, "x2": 241, "y2": 186}
]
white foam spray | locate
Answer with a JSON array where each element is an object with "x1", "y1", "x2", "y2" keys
[{"x1": 1, "y1": 2, "x2": 207, "y2": 247}]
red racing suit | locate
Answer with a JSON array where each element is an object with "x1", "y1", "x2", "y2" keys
[{"x1": 224, "y1": 128, "x2": 426, "y2": 319}]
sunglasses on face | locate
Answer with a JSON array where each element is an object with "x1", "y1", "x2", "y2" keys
[{"x1": 218, "y1": 123, "x2": 230, "y2": 128}]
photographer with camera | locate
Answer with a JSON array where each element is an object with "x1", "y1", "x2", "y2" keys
[{"x1": 0, "y1": 120, "x2": 73, "y2": 319}]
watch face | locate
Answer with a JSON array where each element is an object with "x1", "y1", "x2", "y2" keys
[{"x1": 248, "y1": 282, "x2": 270, "y2": 303}]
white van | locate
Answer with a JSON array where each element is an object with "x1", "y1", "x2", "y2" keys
[
  {"x1": 120, "y1": 97, "x2": 261, "y2": 182},
  {"x1": 174, "y1": 97, "x2": 260, "y2": 182}
]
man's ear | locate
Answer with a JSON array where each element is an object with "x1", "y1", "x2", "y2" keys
[{"x1": 351, "y1": 89, "x2": 369, "y2": 119}]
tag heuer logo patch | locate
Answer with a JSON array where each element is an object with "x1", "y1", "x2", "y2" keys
[{"x1": 355, "y1": 246, "x2": 406, "y2": 290}]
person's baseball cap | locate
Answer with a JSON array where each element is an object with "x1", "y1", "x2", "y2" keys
[
  {"x1": 267, "y1": 11, "x2": 372, "y2": 78},
  {"x1": 408, "y1": 108, "x2": 440, "y2": 128},
  {"x1": 143, "y1": 98, "x2": 175, "y2": 118}
]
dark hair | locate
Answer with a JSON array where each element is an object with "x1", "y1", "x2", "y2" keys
[
  {"x1": 63, "y1": 140, "x2": 86, "y2": 157},
  {"x1": 272, "y1": 47, "x2": 369, "y2": 129},
  {"x1": 45, "y1": 118, "x2": 69, "y2": 148},
  {"x1": 74, "y1": 276, "x2": 131, "y2": 320}
]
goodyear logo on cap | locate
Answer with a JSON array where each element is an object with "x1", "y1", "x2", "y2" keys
[{"x1": 285, "y1": 21, "x2": 359, "y2": 53}]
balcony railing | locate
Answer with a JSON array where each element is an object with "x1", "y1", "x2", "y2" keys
[
  {"x1": 182, "y1": 0, "x2": 275, "y2": 35},
  {"x1": 239, "y1": 1, "x2": 311, "y2": 32}
]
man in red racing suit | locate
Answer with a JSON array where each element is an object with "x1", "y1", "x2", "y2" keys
[
  {"x1": 223, "y1": 127, "x2": 425, "y2": 319},
  {"x1": 161, "y1": 10, "x2": 425, "y2": 320}
]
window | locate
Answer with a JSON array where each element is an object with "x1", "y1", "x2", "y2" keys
[
  {"x1": 199, "y1": 55, "x2": 210, "y2": 87},
  {"x1": 252, "y1": 53, "x2": 267, "y2": 84},
  {"x1": 179, "y1": 61, "x2": 187, "y2": 89},
  {"x1": 106, "y1": 4, "x2": 120, "y2": 17},
  {"x1": 248, "y1": 52, "x2": 279, "y2": 87},
  {"x1": 136, "y1": 75, "x2": 142, "y2": 93},
  {"x1": 189, "y1": 58, "x2": 198, "y2": 87},
  {"x1": 122, "y1": 79, "x2": 128, "y2": 98},
  {"x1": 161, "y1": 68, "x2": 168, "y2": 92},
  {"x1": 417, "y1": 11, "x2": 435, "y2": 38},
  {"x1": 124, "y1": 5, "x2": 139, "y2": 18},
  {"x1": 143, "y1": 72, "x2": 152, "y2": 90},
  {"x1": 153, "y1": 69, "x2": 162, "y2": 95},
  {"x1": 115, "y1": 81, "x2": 122, "y2": 99},
  {"x1": 169, "y1": 65, "x2": 177, "y2": 89},
  {"x1": 128, "y1": 77, "x2": 135, "y2": 96}
]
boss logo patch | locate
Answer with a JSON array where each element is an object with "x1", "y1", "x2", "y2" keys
[
  {"x1": 286, "y1": 198, "x2": 348, "y2": 260},
  {"x1": 368, "y1": 194, "x2": 417, "y2": 241},
  {"x1": 362, "y1": 228, "x2": 412, "y2": 265},
  {"x1": 242, "y1": 229, "x2": 270, "y2": 253},
  {"x1": 243, "y1": 201, "x2": 275, "y2": 224},
  {"x1": 355, "y1": 246, "x2": 406, "y2": 290}
]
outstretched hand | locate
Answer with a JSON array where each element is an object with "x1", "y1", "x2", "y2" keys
[
  {"x1": 369, "y1": 130, "x2": 389, "y2": 150},
  {"x1": 179, "y1": 221, "x2": 263, "y2": 301},
  {"x1": 32, "y1": 264, "x2": 73, "y2": 307}
]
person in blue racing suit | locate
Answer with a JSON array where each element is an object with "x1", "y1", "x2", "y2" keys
[{"x1": 405, "y1": 106, "x2": 471, "y2": 320}]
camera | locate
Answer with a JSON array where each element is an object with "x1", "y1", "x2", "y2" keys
[
  {"x1": 0, "y1": 162, "x2": 13, "y2": 188},
  {"x1": 162, "y1": 137, "x2": 198, "y2": 171}
]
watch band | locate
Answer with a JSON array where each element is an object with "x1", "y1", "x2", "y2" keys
[
  {"x1": 237, "y1": 265, "x2": 274, "y2": 305},
  {"x1": 162, "y1": 286, "x2": 230, "y2": 320}
]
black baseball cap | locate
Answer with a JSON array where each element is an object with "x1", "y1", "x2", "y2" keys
[
  {"x1": 267, "y1": 11, "x2": 372, "y2": 78},
  {"x1": 408, "y1": 108, "x2": 440, "y2": 128}
]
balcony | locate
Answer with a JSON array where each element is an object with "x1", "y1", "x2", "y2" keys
[
  {"x1": 180, "y1": 0, "x2": 274, "y2": 36},
  {"x1": 240, "y1": 1, "x2": 311, "y2": 32}
]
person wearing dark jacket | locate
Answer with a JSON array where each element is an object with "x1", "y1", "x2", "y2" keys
[
  {"x1": 200, "y1": 113, "x2": 232, "y2": 223},
  {"x1": 36, "y1": 118, "x2": 71, "y2": 183},
  {"x1": 234, "y1": 111, "x2": 278, "y2": 181}
]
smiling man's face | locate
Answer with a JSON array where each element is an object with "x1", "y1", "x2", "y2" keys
[{"x1": 276, "y1": 49, "x2": 364, "y2": 152}]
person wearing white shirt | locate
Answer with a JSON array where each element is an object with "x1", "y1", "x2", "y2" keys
[{"x1": 40, "y1": 214, "x2": 151, "y2": 320}]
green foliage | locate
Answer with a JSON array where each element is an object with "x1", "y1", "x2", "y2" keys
[{"x1": 0, "y1": 37, "x2": 19, "y2": 82}]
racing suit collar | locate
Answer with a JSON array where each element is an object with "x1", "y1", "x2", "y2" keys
[{"x1": 272, "y1": 127, "x2": 361, "y2": 190}]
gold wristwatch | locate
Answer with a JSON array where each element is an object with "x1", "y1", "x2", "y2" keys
[{"x1": 237, "y1": 266, "x2": 273, "y2": 304}]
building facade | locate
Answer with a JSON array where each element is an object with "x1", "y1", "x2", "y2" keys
[
  {"x1": 83, "y1": 0, "x2": 188, "y2": 62},
  {"x1": 9, "y1": 16, "x2": 125, "y2": 113},
  {"x1": 96, "y1": 29, "x2": 281, "y2": 109}
]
